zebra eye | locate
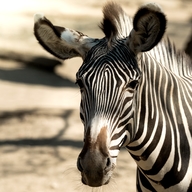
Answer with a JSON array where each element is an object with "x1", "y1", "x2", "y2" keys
[
  {"x1": 76, "y1": 79, "x2": 84, "y2": 90},
  {"x1": 129, "y1": 80, "x2": 138, "y2": 89}
]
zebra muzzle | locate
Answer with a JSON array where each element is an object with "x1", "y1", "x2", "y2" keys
[{"x1": 77, "y1": 152, "x2": 114, "y2": 187}]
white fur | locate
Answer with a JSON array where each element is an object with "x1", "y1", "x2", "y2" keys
[
  {"x1": 60, "y1": 29, "x2": 78, "y2": 44},
  {"x1": 142, "y1": 3, "x2": 162, "y2": 12},
  {"x1": 90, "y1": 116, "x2": 109, "y2": 143},
  {"x1": 34, "y1": 13, "x2": 44, "y2": 23}
]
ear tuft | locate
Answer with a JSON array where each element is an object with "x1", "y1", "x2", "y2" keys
[{"x1": 34, "y1": 13, "x2": 45, "y2": 23}]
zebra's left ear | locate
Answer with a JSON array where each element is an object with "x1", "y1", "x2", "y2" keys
[
  {"x1": 128, "y1": 3, "x2": 166, "y2": 54},
  {"x1": 34, "y1": 14, "x2": 99, "y2": 60}
]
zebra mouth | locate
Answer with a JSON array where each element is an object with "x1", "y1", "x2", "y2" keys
[{"x1": 81, "y1": 176, "x2": 111, "y2": 187}]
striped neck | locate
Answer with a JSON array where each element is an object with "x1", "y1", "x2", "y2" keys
[{"x1": 128, "y1": 51, "x2": 192, "y2": 190}]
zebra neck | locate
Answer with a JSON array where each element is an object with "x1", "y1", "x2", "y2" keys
[
  {"x1": 127, "y1": 52, "x2": 192, "y2": 189},
  {"x1": 131, "y1": 53, "x2": 169, "y2": 146}
]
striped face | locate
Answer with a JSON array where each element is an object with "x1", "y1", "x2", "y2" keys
[{"x1": 76, "y1": 38, "x2": 141, "y2": 187}]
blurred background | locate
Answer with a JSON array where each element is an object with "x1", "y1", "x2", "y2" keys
[{"x1": 0, "y1": 0, "x2": 191, "y2": 192}]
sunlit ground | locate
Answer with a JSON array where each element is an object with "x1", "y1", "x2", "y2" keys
[{"x1": 0, "y1": 0, "x2": 191, "y2": 192}]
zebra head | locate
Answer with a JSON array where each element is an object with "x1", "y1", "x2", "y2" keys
[{"x1": 34, "y1": 2, "x2": 166, "y2": 187}]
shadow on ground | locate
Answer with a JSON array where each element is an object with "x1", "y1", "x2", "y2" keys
[
  {"x1": 0, "y1": 109, "x2": 83, "y2": 149},
  {"x1": 0, "y1": 50, "x2": 77, "y2": 88},
  {"x1": 0, "y1": 67, "x2": 77, "y2": 87}
]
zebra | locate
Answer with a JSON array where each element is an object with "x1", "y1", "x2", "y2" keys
[{"x1": 34, "y1": 2, "x2": 192, "y2": 191}]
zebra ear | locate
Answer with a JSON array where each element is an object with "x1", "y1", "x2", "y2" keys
[
  {"x1": 34, "y1": 14, "x2": 99, "y2": 60},
  {"x1": 128, "y1": 3, "x2": 166, "y2": 54}
]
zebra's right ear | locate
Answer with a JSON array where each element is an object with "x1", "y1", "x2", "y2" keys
[
  {"x1": 127, "y1": 3, "x2": 166, "y2": 54},
  {"x1": 34, "y1": 14, "x2": 99, "y2": 60}
]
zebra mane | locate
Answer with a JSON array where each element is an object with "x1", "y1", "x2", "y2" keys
[
  {"x1": 148, "y1": 37, "x2": 192, "y2": 77},
  {"x1": 100, "y1": 2, "x2": 132, "y2": 40}
]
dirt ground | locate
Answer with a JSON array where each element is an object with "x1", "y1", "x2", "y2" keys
[{"x1": 0, "y1": 0, "x2": 192, "y2": 192}]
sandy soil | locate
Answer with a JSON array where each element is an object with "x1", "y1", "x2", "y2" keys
[{"x1": 0, "y1": 0, "x2": 191, "y2": 192}]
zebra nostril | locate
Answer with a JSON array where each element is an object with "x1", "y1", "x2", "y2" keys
[
  {"x1": 105, "y1": 157, "x2": 111, "y2": 171},
  {"x1": 77, "y1": 157, "x2": 83, "y2": 172},
  {"x1": 106, "y1": 157, "x2": 111, "y2": 167}
]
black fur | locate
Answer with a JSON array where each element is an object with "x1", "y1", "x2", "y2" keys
[{"x1": 133, "y1": 6, "x2": 167, "y2": 52}]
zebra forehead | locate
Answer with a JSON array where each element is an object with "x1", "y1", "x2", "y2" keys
[{"x1": 77, "y1": 39, "x2": 140, "y2": 80}]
